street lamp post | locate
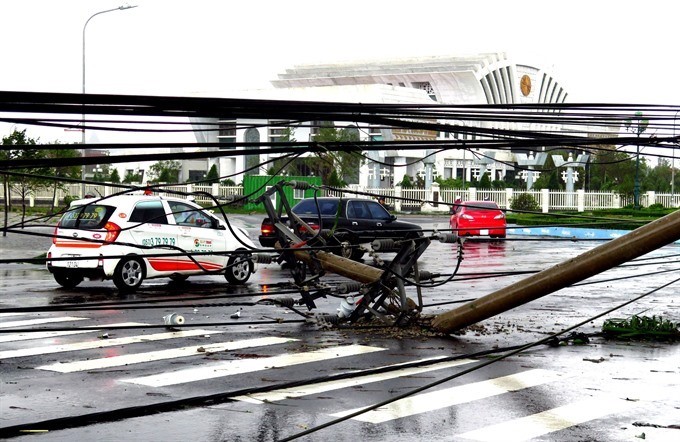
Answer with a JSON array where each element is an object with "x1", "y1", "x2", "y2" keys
[
  {"x1": 81, "y1": 5, "x2": 137, "y2": 197},
  {"x1": 452, "y1": 121, "x2": 467, "y2": 190},
  {"x1": 462, "y1": 147, "x2": 466, "y2": 189},
  {"x1": 672, "y1": 110, "x2": 679, "y2": 207},
  {"x1": 634, "y1": 143, "x2": 641, "y2": 209},
  {"x1": 624, "y1": 111, "x2": 648, "y2": 210}
]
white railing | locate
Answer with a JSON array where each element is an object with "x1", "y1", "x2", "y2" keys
[
  {"x1": 549, "y1": 191, "x2": 576, "y2": 211},
  {"x1": 584, "y1": 192, "x2": 620, "y2": 210},
  {"x1": 4, "y1": 182, "x2": 678, "y2": 212}
]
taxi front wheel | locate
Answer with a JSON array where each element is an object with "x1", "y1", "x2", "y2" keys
[
  {"x1": 113, "y1": 256, "x2": 145, "y2": 292},
  {"x1": 225, "y1": 254, "x2": 252, "y2": 285}
]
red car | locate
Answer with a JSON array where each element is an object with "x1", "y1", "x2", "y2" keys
[{"x1": 450, "y1": 200, "x2": 506, "y2": 238}]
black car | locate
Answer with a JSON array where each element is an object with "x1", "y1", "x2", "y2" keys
[{"x1": 259, "y1": 197, "x2": 422, "y2": 260}]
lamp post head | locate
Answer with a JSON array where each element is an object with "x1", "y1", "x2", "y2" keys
[
  {"x1": 625, "y1": 111, "x2": 649, "y2": 135},
  {"x1": 119, "y1": 5, "x2": 138, "y2": 10}
]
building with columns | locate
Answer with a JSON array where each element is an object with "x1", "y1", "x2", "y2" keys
[{"x1": 188, "y1": 53, "x2": 569, "y2": 187}]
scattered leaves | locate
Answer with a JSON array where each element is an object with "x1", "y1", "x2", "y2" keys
[{"x1": 602, "y1": 315, "x2": 679, "y2": 340}]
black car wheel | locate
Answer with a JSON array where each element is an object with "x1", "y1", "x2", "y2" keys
[
  {"x1": 113, "y1": 256, "x2": 145, "y2": 292},
  {"x1": 53, "y1": 271, "x2": 84, "y2": 289},
  {"x1": 339, "y1": 240, "x2": 365, "y2": 261},
  {"x1": 169, "y1": 274, "x2": 189, "y2": 283}
]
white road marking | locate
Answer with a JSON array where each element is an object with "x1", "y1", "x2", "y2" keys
[
  {"x1": 0, "y1": 316, "x2": 87, "y2": 329},
  {"x1": 0, "y1": 322, "x2": 144, "y2": 343},
  {"x1": 330, "y1": 368, "x2": 565, "y2": 423},
  {"x1": 37, "y1": 336, "x2": 298, "y2": 373},
  {"x1": 122, "y1": 344, "x2": 386, "y2": 387},
  {"x1": 0, "y1": 329, "x2": 222, "y2": 359},
  {"x1": 457, "y1": 396, "x2": 634, "y2": 441},
  {"x1": 0, "y1": 313, "x2": 25, "y2": 318},
  {"x1": 235, "y1": 357, "x2": 476, "y2": 404}
]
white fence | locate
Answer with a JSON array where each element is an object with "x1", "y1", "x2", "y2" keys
[
  {"x1": 3, "y1": 183, "x2": 244, "y2": 208},
  {"x1": 3, "y1": 182, "x2": 674, "y2": 213}
]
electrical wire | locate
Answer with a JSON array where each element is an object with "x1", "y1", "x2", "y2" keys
[{"x1": 279, "y1": 275, "x2": 680, "y2": 441}]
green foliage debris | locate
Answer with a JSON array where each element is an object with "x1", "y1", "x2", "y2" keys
[{"x1": 602, "y1": 315, "x2": 679, "y2": 340}]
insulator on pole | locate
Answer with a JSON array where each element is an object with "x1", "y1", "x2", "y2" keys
[
  {"x1": 318, "y1": 314, "x2": 340, "y2": 325},
  {"x1": 277, "y1": 297, "x2": 295, "y2": 308},
  {"x1": 287, "y1": 180, "x2": 311, "y2": 190},
  {"x1": 371, "y1": 238, "x2": 399, "y2": 251},
  {"x1": 437, "y1": 233, "x2": 458, "y2": 243},
  {"x1": 337, "y1": 281, "x2": 363, "y2": 294},
  {"x1": 254, "y1": 253, "x2": 274, "y2": 264},
  {"x1": 416, "y1": 270, "x2": 439, "y2": 280}
]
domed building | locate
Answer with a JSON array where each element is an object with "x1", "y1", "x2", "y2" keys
[{"x1": 191, "y1": 53, "x2": 568, "y2": 187}]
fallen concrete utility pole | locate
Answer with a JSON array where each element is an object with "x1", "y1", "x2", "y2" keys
[
  {"x1": 432, "y1": 209, "x2": 680, "y2": 334},
  {"x1": 292, "y1": 249, "x2": 383, "y2": 284},
  {"x1": 256, "y1": 180, "x2": 431, "y2": 320}
]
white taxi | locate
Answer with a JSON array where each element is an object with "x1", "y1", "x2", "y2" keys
[{"x1": 46, "y1": 193, "x2": 256, "y2": 292}]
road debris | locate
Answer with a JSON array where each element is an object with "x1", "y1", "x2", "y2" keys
[
  {"x1": 162, "y1": 313, "x2": 185, "y2": 330},
  {"x1": 602, "y1": 315, "x2": 679, "y2": 340}
]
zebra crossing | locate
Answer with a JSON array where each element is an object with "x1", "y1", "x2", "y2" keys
[
  {"x1": 330, "y1": 368, "x2": 568, "y2": 424},
  {"x1": 1, "y1": 312, "x2": 639, "y2": 440}
]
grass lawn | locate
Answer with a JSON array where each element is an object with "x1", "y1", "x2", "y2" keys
[{"x1": 505, "y1": 207, "x2": 677, "y2": 230}]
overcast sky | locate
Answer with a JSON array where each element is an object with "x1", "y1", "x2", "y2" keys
[{"x1": 2, "y1": 0, "x2": 679, "y2": 144}]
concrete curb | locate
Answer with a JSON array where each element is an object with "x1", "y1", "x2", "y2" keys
[{"x1": 508, "y1": 225, "x2": 631, "y2": 240}]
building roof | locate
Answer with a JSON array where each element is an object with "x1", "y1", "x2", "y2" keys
[{"x1": 272, "y1": 53, "x2": 567, "y2": 106}]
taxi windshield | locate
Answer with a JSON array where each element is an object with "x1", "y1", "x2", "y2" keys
[{"x1": 59, "y1": 204, "x2": 114, "y2": 229}]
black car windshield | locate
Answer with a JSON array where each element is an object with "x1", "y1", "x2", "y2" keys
[{"x1": 293, "y1": 199, "x2": 340, "y2": 216}]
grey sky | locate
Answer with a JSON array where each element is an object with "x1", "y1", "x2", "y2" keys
[{"x1": 2, "y1": 0, "x2": 678, "y2": 143}]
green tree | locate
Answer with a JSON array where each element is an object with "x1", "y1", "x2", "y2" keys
[
  {"x1": 588, "y1": 146, "x2": 639, "y2": 193},
  {"x1": 435, "y1": 176, "x2": 465, "y2": 188},
  {"x1": 267, "y1": 127, "x2": 298, "y2": 176},
  {"x1": 399, "y1": 175, "x2": 414, "y2": 188},
  {"x1": 123, "y1": 170, "x2": 143, "y2": 184},
  {"x1": 266, "y1": 125, "x2": 362, "y2": 186},
  {"x1": 534, "y1": 168, "x2": 562, "y2": 190},
  {"x1": 492, "y1": 179, "x2": 507, "y2": 189},
  {"x1": 109, "y1": 168, "x2": 121, "y2": 183},
  {"x1": 45, "y1": 144, "x2": 82, "y2": 213},
  {"x1": 91, "y1": 164, "x2": 111, "y2": 183},
  {"x1": 149, "y1": 160, "x2": 181, "y2": 183},
  {"x1": 643, "y1": 159, "x2": 671, "y2": 193},
  {"x1": 333, "y1": 126, "x2": 362, "y2": 184},
  {"x1": 510, "y1": 193, "x2": 540, "y2": 211},
  {"x1": 533, "y1": 154, "x2": 562, "y2": 190},
  {"x1": 2, "y1": 130, "x2": 51, "y2": 226},
  {"x1": 478, "y1": 172, "x2": 492, "y2": 189},
  {"x1": 327, "y1": 169, "x2": 344, "y2": 187},
  {"x1": 206, "y1": 164, "x2": 219, "y2": 183}
]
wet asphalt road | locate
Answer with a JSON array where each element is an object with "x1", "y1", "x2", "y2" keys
[{"x1": 0, "y1": 214, "x2": 679, "y2": 441}]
